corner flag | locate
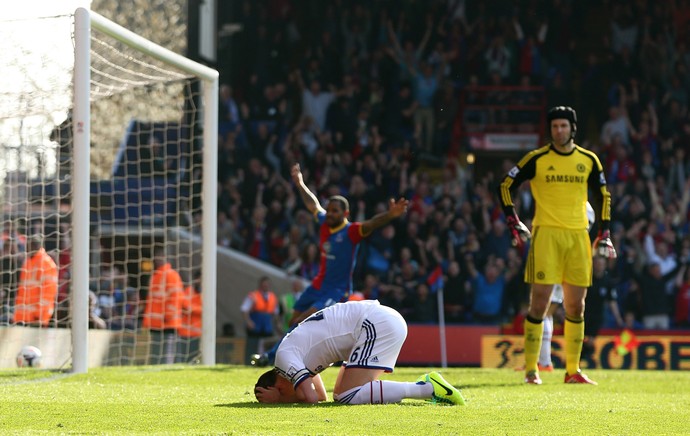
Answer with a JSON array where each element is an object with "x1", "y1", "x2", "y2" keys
[{"x1": 427, "y1": 265, "x2": 444, "y2": 293}]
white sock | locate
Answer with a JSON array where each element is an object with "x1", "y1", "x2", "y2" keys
[
  {"x1": 539, "y1": 315, "x2": 553, "y2": 367},
  {"x1": 334, "y1": 380, "x2": 433, "y2": 404}
]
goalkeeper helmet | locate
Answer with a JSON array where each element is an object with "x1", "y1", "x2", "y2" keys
[{"x1": 547, "y1": 106, "x2": 577, "y2": 139}]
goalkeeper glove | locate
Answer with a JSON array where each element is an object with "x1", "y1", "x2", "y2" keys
[
  {"x1": 506, "y1": 213, "x2": 531, "y2": 250},
  {"x1": 593, "y1": 229, "x2": 617, "y2": 259}
]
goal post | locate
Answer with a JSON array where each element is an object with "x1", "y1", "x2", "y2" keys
[
  {"x1": 0, "y1": 7, "x2": 217, "y2": 372},
  {"x1": 73, "y1": 8, "x2": 218, "y2": 372},
  {"x1": 72, "y1": 7, "x2": 90, "y2": 375}
]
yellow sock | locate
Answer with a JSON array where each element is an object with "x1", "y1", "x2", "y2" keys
[
  {"x1": 523, "y1": 317, "x2": 543, "y2": 373},
  {"x1": 564, "y1": 316, "x2": 585, "y2": 375}
]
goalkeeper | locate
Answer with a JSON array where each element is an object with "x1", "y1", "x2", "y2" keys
[{"x1": 497, "y1": 106, "x2": 616, "y2": 385}]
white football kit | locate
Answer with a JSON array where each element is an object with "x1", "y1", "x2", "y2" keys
[
  {"x1": 274, "y1": 300, "x2": 407, "y2": 389},
  {"x1": 551, "y1": 283, "x2": 564, "y2": 304}
]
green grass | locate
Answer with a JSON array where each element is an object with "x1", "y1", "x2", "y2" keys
[{"x1": 1, "y1": 366, "x2": 688, "y2": 435}]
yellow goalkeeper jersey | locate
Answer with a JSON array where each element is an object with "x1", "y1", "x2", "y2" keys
[{"x1": 498, "y1": 143, "x2": 611, "y2": 230}]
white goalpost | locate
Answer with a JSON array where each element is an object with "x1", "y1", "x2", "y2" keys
[{"x1": 0, "y1": 7, "x2": 217, "y2": 372}]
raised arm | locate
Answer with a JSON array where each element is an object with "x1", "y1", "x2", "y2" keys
[
  {"x1": 416, "y1": 16, "x2": 433, "y2": 58},
  {"x1": 291, "y1": 163, "x2": 325, "y2": 215},
  {"x1": 464, "y1": 253, "x2": 478, "y2": 279},
  {"x1": 360, "y1": 198, "x2": 409, "y2": 236},
  {"x1": 386, "y1": 19, "x2": 403, "y2": 57}
]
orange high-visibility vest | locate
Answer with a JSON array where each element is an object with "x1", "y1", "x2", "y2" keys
[
  {"x1": 178, "y1": 285, "x2": 202, "y2": 338},
  {"x1": 247, "y1": 290, "x2": 278, "y2": 336},
  {"x1": 13, "y1": 248, "x2": 58, "y2": 326},
  {"x1": 142, "y1": 263, "x2": 183, "y2": 330},
  {"x1": 249, "y1": 290, "x2": 278, "y2": 313},
  {"x1": 348, "y1": 292, "x2": 365, "y2": 301}
]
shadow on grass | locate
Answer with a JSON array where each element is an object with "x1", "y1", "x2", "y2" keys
[
  {"x1": 0, "y1": 368, "x2": 72, "y2": 384},
  {"x1": 215, "y1": 400, "x2": 437, "y2": 408},
  {"x1": 127, "y1": 365, "x2": 262, "y2": 373},
  {"x1": 214, "y1": 401, "x2": 343, "y2": 408},
  {"x1": 459, "y1": 382, "x2": 528, "y2": 389},
  {"x1": 0, "y1": 368, "x2": 68, "y2": 377}
]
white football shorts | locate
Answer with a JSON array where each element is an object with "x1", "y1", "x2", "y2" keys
[
  {"x1": 551, "y1": 284, "x2": 564, "y2": 304},
  {"x1": 343, "y1": 304, "x2": 408, "y2": 371}
]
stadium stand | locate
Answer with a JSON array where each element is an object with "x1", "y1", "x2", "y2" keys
[{"x1": 207, "y1": 0, "x2": 690, "y2": 332}]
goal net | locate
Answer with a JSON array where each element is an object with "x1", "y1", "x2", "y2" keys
[{"x1": 0, "y1": 8, "x2": 217, "y2": 372}]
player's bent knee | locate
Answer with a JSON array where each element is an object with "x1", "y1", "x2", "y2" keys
[{"x1": 334, "y1": 367, "x2": 385, "y2": 395}]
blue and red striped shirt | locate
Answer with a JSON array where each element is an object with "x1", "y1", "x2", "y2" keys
[{"x1": 311, "y1": 211, "x2": 364, "y2": 293}]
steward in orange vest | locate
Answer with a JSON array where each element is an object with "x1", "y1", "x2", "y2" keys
[
  {"x1": 142, "y1": 251, "x2": 184, "y2": 332},
  {"x1": 179, "y1": 283, "x2": 202, "y2": 339},
  {"x1": 13, "y1": 236, "x2": 58, "y2": 327},
  {"x1": 177, "y1": 270, "x2": 203, "y2": 363},
  {"x1": 241, "y1": 276, "x2": 279, "y2": 337}
]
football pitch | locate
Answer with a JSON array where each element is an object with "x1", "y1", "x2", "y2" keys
[{"x1": 1, "y1": 366, "x2": 688, "y2": 435}]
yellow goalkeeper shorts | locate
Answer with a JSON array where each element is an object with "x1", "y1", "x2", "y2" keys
[{"x1": 524, "y1": 226, "x2": 592, "y2": 287}]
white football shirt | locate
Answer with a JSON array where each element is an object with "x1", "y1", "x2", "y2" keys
[{"x1": 274, "y1": 300, "x2": 407, "y2": 388}]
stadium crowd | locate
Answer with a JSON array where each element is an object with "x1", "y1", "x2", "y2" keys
[
  {"x1": 210, "y1": 0, "x2": 690, "y2": 332},
  {"x1": 1, "y1": 0, "x2": 689, "y2": 337}
]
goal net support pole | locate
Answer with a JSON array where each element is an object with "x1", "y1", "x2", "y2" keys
[{"x1": 73, "y1": 8, "x2": 218, "y2": 373}]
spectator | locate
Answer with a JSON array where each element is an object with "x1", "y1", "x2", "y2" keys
[
  {"x1": 245, "y1": 203, "x2": 269, "y2": 262},
  {"x1": 673, "y1": 263, "x2": 690, "y2": 327},
  {"x1": 643, "y1": 222, "x2": 678, "y2": 295},
  {"x1": 466, "y1": 254, "x2": 518, "y2": 324},
  {"x1": 583, "y1": 257, "x2": 624, "y2": 356},
  {"x1": 219, "y1": 83, "x2": 241, "y2": 136},
  {"x1": 279, "y1": 279, "x2": 304, "y2": 332},
  {"x1": 295, "y1": 69, "x2": 337, "y2": 133},
  {"x1": 442, "y1": 259, "x2": 469, "y2": 323},
  {"x1": 484, "y1": 35, "x2": 512, "y2": 81},
  {"x1": 357, "y1": 272, "x2": 381, "y2": 301},
  {"x1": 364, "y1": 224, "x2": 395, "y2": 276},
  {"x1": 89, "y1": 291, "x2": 107, "y2": 330},
  {"x1": 0, "y1": 219, "x2": 26, "y2": 253},
  {"x1": 299, "y1": 242, "x2": 320, "y2": 281},
  {"x1": 389, "y1": 260, "x2": 422, "y2": 309},
  {"x1": 480, "y1": 218, "x2": 513, "y2": 265},
  {"x1": 638, "y1": 261, "x2": 679, "y2": 329},
  {"x1": 384, "y1": 81, "x2": 417, "y2": 144},
  {"x1": 513, "y1": 17, "x2": 546, "y2": 81},
  {"x1": 408, "y1": 282, "x2": 437, "y2": 324},
  {"x1": 408, "y1": 58, "x2": 446, "y2": 153},
  {"x1": 385, "y1": 15, "x2": 432, "y2": 85},
  {"x1": 107, "y1": 266, "x2": 139, "y2": 331},
  {"x1": 433, "y1": 79, "x2": 459, "y2": 155},
  {"x1": 601, "y1": 104, "x2": 636, "y2": 147},
  {"x1": 281, "y1": 243, "x2": 303, "y2": 276},
  {"x1": 95, "y1": 266, "x2": 118, "y2": 327}
]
